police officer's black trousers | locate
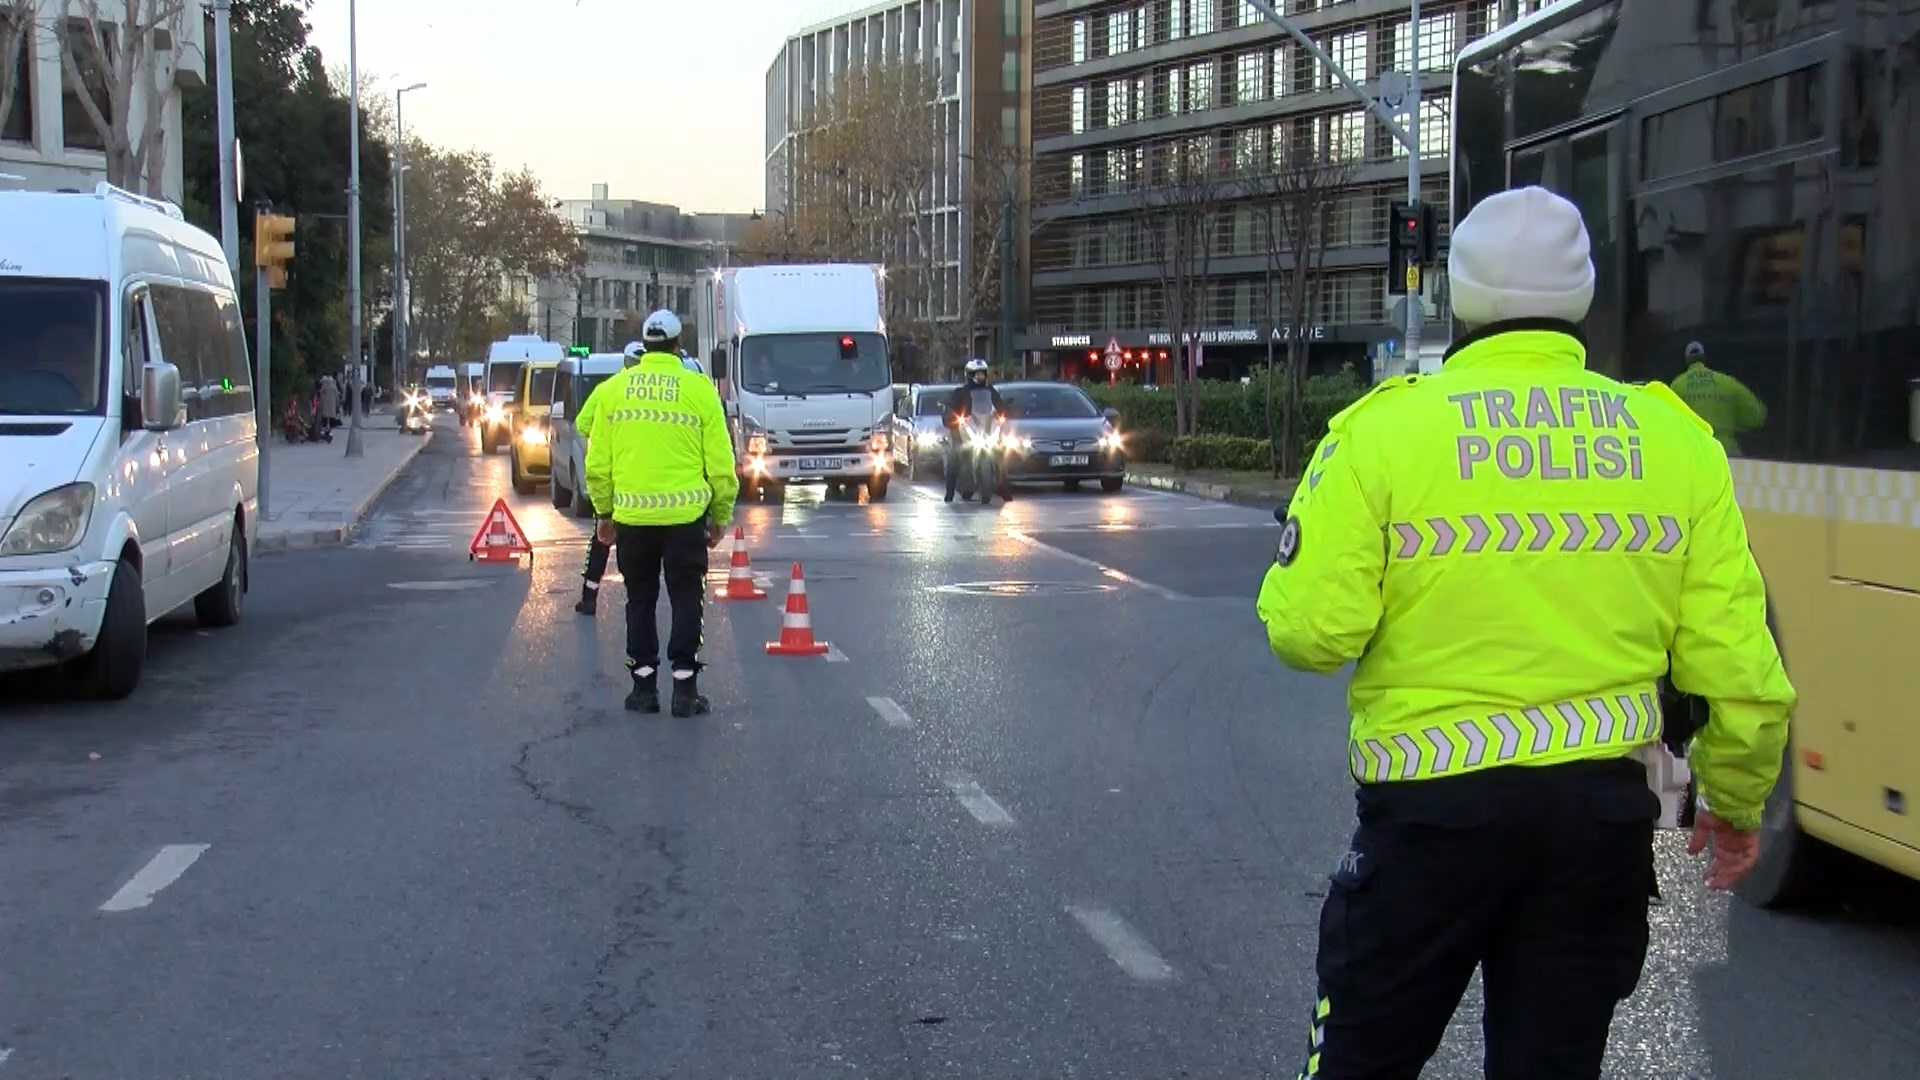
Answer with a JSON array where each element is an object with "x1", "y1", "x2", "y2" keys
[
  {"x1": 613, "y1": 521, "x2": 707, "y2": 680},
  {"x1": 1303, "y1": 759, "x2": 1656, "y2": 1080},
  {"x1": 581, "y1": 534, "x2": 611, "y2": 585}
]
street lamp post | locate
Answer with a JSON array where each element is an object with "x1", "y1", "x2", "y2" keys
[
  {"x1": 344, "y1": 0, "x2": 365, "y2": 457},
  {"x1": 392, "y1": 82, "x2": 426, "y2": 395}
]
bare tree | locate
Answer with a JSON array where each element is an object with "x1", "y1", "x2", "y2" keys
[
  {"x1": 55, "y1": 0, "x2": 192, "y2": 195},
  {"x1": 0, "y1": 0, "x2": 36, "y2": 136},
  {"x1": 1139, "y1": 135, "x2": 1228, "y2": 436},
  {"x1": 1254, "y1": 127, "x2": 1357, "y2": 479}
]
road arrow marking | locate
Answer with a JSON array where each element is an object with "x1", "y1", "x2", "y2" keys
[{"x1": 100, "y1": 844, "x2": 211, "y2": 913}]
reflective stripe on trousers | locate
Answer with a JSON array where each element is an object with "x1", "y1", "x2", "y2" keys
[{"x1": 1349, "y1": 691, "x2": 1663, "y2": 783}]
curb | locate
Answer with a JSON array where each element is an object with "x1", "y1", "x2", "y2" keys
[
  {"x1": 1125, "y1": 469, "x2": 1295, "y2": 509},
  {"x1": 256, "y1": 431, "x2": 431, "y2": 555}
]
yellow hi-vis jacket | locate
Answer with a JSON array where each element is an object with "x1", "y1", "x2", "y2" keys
[
  {"x1": 585, "y1": 351, "x2": 739, "y2": 528},
  {"x1": 575, "y1": 375, "x2": 617, "y2": 441},
  {"x1": 1672, "y1": 361, "x2": 1767, "y2": 455},
  {"x1": 1256, "y1": 326, "x2": 1796, "y2": 830}
]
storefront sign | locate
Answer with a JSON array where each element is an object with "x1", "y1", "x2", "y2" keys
[
  {"x1": 1049, "y1": 333, "x2": 1093, "y2": 348},
  {"x1": 1144, "y1": 325, "x2": 1329, "y2": 346}
]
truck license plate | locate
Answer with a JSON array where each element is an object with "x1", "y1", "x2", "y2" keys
[
  {"x1": 797, "y1": 458, "x2": 841, "y2": 471},
  {"x1": 1051, "y1": 454, "x2": 1090, "y2": 467}
]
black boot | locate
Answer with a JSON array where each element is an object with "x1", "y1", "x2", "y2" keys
[
  {"x1": 574, "y1": 584, "x2": 598, "y2": 615},
  {"x1": 624, "y1": 669, "x2": 660, "y2": 714},
  {"x1": 670, "y1": 671, "x2": 710, "y2": 717}
]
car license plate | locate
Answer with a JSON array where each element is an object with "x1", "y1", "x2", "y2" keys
[
  {"x1": 1051, "y1": 454, "x2": 1090, "y2": 467},
  {"x1": 796, "y1": 458, "x2": 841, "y2": 471}
]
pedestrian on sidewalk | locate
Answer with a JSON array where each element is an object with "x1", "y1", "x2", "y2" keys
[
  {"x1": 318, "y1": 373, "x2": 340, "y2": 430},
  {"x1": 572, "y1": 341, "x2": 646, "y2": 616},
  {"x1": 585, "y1": 310, "x2": 738, "y2": 717},
  {"x1": 1255, "y1": 186, "x2": 1794, "y2": 1080}
]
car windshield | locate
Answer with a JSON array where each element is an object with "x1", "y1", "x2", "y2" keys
[
  {"x1": 0, "y1": 279, "x2": 106, "y2": 415},
  {"x1": 739, "y1": 332, "x2": 889, "y2": 395},
  {"x1": 488, "y1": 362, "x2": 523, "y2": 394},
  {"x1": 525, "y1": 368, "x2": 556, "y2": 408},
  {"x1": 915, "y1": 388, "x2": 956, "y2": 417},
  {"x1": 1003, "y1": 385, "x2": 1100, "y2": 420}
]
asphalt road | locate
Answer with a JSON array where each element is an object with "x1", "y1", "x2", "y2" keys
[{"x1": 3, "y1": 414, "x2": 1916, "y2": 1079}]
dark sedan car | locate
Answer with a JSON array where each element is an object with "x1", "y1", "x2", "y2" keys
[{"x1": 996, "y1": 382, "x2": 1127, "y2": 492}]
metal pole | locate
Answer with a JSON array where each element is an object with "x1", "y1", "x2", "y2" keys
[
  {"x1": 344, "y1": 0, "x2": 365, "y2": 456},
  {"x1": 214, "y1": 0, "x2": 238, "y2": 273},
  {"x1": 1405, "y1": 0, "x2": 1425, "y2": 375},
  {"x1": 391, "y1": 148, "x2": 402, "y2": 396},
  {"x1": 999, "y1": 187, "x2": 1015, "y2": 374},
  {"x1": 256, "y1": 261, "x2": 272, "y2": 516}
]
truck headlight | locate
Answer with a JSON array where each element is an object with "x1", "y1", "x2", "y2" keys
[
  {"x1": 1, "y1": 482, "x2": 95, "y2": 556},
  {"x1": 869, "y1": 429, "x2": 890, "y2": 454},
  {"x1": 747, "y1": 433, "x2": 769, "y2": 455}
]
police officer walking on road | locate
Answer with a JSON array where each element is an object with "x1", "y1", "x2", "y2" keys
[
  {"x1": 586, "y1": 311, "x2": 739, "y2": 716},
  {"x1": 572, "y1": 341, "x2": 647, "y2": 616},
  {"x1": 1257, "y1": 187, "x2": 1796, "y2": 1080}
]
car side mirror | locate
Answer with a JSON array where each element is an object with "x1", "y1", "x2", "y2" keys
[
  {"x1": 142, "y1": 361, "x2": 184, "y2": 431},
  {"x1": 1102, "y1": 407, "x2": 1121, "y2": 424},
  {"x1": 550, "y1": 401, "x2": 566, "y2": 421},
  {"x1": 710, "y1": 347, "x2": 729, "y2": 380}
]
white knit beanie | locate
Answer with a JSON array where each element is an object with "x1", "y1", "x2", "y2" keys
[{"x1": 1448, "y1": 186, "x2": 1595, "y2": 327}]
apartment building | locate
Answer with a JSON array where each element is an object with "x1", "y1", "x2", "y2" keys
[
  {"x1": 765, "y1": 0, "x2": 1027, "y2": 352},
  {"x1": 1026, "y1": 0, "x2": 1551, "y2": 381},
  {"x1": 0, "y1": 1, "x2": 207, "y2": 203},
  {"x1": 516, "y1": 184, "x2": 755, "y2": 352}
]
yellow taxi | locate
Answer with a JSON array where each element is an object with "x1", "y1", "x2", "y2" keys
[{"x1": 509, "y1": 359, "x2": 560, "y2": 495}]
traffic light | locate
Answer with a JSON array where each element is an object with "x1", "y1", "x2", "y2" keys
[
  {"x1": 254, "y1": 211, "x2": 296, "y2": 290},
  {"x1": 1387, "y1": 200, "x2": 1435, "y2": 296}
]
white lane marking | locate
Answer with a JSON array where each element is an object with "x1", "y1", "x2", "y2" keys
[
  {"x1": 0, "y1": 1047, "x2": 12, "y2": 1067},
  {"x1": 1004, "y1": 530, "x2": 1185, "y2": 600},
  {"x1": 825, "y1": 645, "x2": 849, "y2": 663},
  {"x1": 866, "y1": 696, "x2": 913, "y2": 729},
  {"x1": 944, "y1": 774, "x2": 1015, "y2": 828},
  {"x1": 99, "y1": 844, "x2": 211, "y2": 912},
  {"x1": 1067, "y1": 904, "x2": 1176, "y2": 982}
]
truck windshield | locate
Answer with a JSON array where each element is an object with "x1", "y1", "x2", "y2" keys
[
  {"x1": 426, "y1": 375, "x2": 455, "y2": 389},
  {"x1": 488, "y1": 362, "x2": 523, "y2": 395},
  {"x1": 0, "y1": 279, "x2": 106, "y2": 416},
  {"x1": 739, "y1": 332, "x2": 888, "y2": 395}
]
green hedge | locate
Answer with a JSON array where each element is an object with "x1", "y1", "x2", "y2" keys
[
  {"x1": 1084, "y1": 365, "x2": 1369, "y2": 466},
  {"x1": 1168, "y1": 434, "x2": 1272, "y2": 471}
]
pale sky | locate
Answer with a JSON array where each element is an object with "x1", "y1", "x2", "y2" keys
[{"x1": 303, "y1": 0, "x2": 881, "y2": 215}]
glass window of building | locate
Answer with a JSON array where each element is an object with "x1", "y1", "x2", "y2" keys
[{"x1": 1236, "y1": 52, "x2": 1266, "y2": 104}]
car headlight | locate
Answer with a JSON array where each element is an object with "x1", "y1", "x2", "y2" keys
[
  {"x1": 1, "y1": 482, "x2": 95, "y2": 556},
  {"x1": 519, "y1": 426, "x2": 548, "y2": 446},
  {"x1": 1009, "y1": 435, "x2": 1032, "y2": 452},
  {"x1": 915, "y1": 431, "x2": 940, "y2": 448},
  {"x1": 1100, "y1": 431, "x2": 1125, "y2": 451}
]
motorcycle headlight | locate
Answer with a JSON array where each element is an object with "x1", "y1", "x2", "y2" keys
[{"x1": 1, "y1": 482, "x2": 95, "y2": 556}]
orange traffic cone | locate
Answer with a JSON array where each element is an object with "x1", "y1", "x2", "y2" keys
[
  {"x1": 713, "y1": 526, "x2": 766, "y2": 601},
  {"x1": 765, "y1": 563, "x2": 831, "y2": 656}
]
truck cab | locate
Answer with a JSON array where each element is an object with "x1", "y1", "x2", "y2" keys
[{"x1": 697, "y1": 264, "x2": 895, "y2": 502}]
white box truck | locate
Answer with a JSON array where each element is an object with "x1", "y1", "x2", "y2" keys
[
  {"x1": 423, "y1": 364, "x2": 458, "y2": 410},
  {"x1": 695, "y1": 264, "x2": 896, "y2": 501}
]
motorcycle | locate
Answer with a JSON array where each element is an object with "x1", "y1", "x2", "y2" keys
[
  {"x1": 957, "y1": 410, "x2": 1007, "y2": 506},
  {"x1": 398, "y1": 391, "x2": 432, "y2": 436}
]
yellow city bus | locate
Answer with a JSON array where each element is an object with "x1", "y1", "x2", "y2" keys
[{"x1": 1454, "y1": 0, "x2": 1918, "y2": 905}]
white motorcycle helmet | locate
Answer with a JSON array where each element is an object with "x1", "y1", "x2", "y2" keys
[{"x1": 964, "y1": 358, "x2": 990, "y2": 382}]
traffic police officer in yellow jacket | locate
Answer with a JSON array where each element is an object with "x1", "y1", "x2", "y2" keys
[
  {"x1": 587, "y1": 311, "x2": 739, "y2": 716},
  {"x1": 572, "y1": 341, "x2": 647, "y2": 617},
  {"x1": 1257, "y1": 187, "x2": 1795, "y2": 1080}
]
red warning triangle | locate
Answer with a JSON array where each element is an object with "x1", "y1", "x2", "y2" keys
[{"x1": 468, "y1": 498, "x2": 534, "y2": 563}]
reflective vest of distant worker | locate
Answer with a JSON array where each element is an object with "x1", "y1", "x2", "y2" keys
[
  {"x1": 1256, "y1": 187, "x2": 1795, "y2": 1080},
  {"x1": 586, "y1": 311, "x2": 739, "y2": 717},
  {"x1": 1671, "y1": 341, "x2": 1767, "y2": 455},
  {"x1": 571, "y1": 341, "x2": 647, "y2": 617}
]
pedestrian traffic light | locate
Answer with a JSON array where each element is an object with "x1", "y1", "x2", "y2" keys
[
  {"x1": 1387, "y1": 200, "x2": 1435, "y2": 296},
  {"x1": 253, "y1": 211, "x2": 296, "y2": 290}
]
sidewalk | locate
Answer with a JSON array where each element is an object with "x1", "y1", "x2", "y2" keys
[
  {"x1": 256, "y1": 423, "x2": 430, "y2": 553},
  {"x1": 1125, "y1": 463, "x2": 1296, "y2": 509}
]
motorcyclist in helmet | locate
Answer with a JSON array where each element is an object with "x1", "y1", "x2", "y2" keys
[{"x1": 943, "y1": 358, "x2": 1009, "y2": 504}]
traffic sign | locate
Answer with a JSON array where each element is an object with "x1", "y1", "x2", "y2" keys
[
  {"x1": 1103, "y1": 337, "x2": 1123, "y2": 372},
  {"x1": 1405, "y1": 264, "x2": 1421, "y2": 294}
]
